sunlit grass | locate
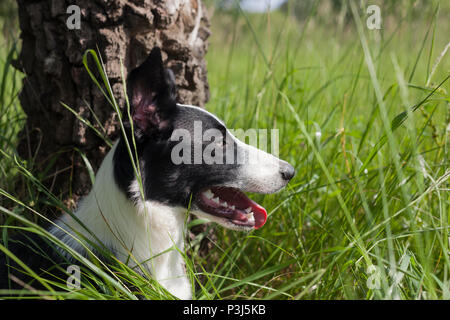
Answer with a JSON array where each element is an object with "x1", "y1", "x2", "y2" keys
[
  {"x1": 0, "y1": 1, "x2": 449, "y2": 299},
  {"x1": 201, "y1": 2, "x2": 449, "y2": 300}
]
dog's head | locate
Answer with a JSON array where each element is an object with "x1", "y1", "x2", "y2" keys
[{"x1": 114, "y1": 47, "x2": 295, "y2": 231}]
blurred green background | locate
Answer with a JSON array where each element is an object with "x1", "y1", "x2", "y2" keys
[{"x1": 0, "y1": 0, "x2": 449, "y2": 299}]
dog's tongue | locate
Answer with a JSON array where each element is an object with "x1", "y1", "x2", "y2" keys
[
  {"x1": 210, "y1": 187, "x2": 267, "y2": 229},
  {"x1": 248, "y1": 201, "x2": 267, "y2": 229}
]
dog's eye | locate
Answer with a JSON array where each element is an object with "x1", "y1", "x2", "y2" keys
[
  {"x1": 216, "y1": 136, "x2": 227, "y2": 148},
  {"x1": 215, "y1": 139, "x2": 224, "y2": 148}
]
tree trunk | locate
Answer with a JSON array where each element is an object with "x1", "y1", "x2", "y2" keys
[{"x1": 15, "y1": 0, "x2": 210, "y2": 207}]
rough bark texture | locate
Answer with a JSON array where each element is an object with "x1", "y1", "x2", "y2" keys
[{"x1": 15, "y1": 0, "x2": 210, "y2": 206}]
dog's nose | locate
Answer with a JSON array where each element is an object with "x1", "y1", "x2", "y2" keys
[{"x1": 280, "y1": 163, "x2": 295, "y2": 181}]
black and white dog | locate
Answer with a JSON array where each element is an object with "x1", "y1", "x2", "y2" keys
[{"x1": 0, "y1": 47, "x2": 294, "y2": 299}]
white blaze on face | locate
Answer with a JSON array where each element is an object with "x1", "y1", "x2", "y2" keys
[{"x1": 229, "y1": 130, "x2": 290, "y2": 194}]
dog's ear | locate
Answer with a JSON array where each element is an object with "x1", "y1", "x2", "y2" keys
[{"x1": 126, "y1": 47, "x2": 177, "y2": 137}]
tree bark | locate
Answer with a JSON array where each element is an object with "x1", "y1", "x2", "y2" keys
[{"x1": 15, "y1": 0, "x2": 210, "y2": 206}]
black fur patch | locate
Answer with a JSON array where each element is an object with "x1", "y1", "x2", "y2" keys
[
  {"x1": 113, "y1": 104, "x2": 241, "y2": 207},
  {"x1": 0, "y1": 230, "x2": 70, "y2": 291},
  {"x1": 113, "y1": 48, "x2": 241, "y2": 207}
]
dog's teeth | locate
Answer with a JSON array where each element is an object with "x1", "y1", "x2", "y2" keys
[
  {"x1": 246, "y1": 212, "x2": 254, "y2": 220},
  {"x1": 204, "y1": 189, "x2": 214, "y2": 199},
  {"x1": 212, "y1": 197, "x2": 220, "y2": 204},
  {"x1": 223, "y1": 201, "x2": 228, "y2": 207},
  {"x1": 230, "y1": 205, "x2": 235, "y2": 210},
  {"x1": 245, "y1": 207, "x2": 252, "y2": 213}
]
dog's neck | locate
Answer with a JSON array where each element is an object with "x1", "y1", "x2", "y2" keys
[{"x1": 51, "y1": 142, "x2": 192, "y2": 299}]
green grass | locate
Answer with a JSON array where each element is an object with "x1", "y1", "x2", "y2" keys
[{"x1": 0, "y1": 0, "x2": 449, "y2": 299}]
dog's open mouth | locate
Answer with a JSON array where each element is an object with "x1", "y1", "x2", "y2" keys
[{"x1": 195, "y1": 186, "x2": 267, "y2": 229}]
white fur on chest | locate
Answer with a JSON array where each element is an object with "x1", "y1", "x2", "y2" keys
[{"x1": 51, "y1": 142, "x2": 192, "y2": 299}]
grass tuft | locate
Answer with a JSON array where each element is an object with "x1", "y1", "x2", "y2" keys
[{"x1": 1, "y1": 0, "x2": 449, "y2": 299}]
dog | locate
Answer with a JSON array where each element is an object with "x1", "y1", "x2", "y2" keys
[{"x1": 0, "y1": 47, "x2": 295, "y2": 299}]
